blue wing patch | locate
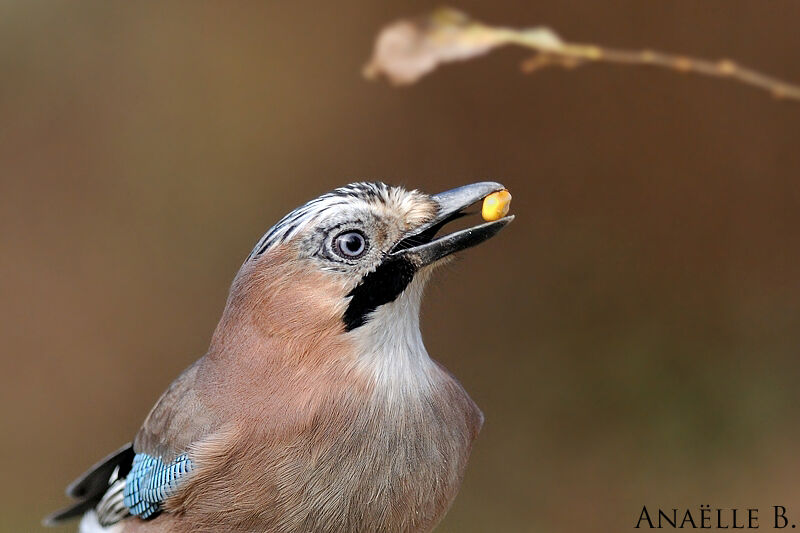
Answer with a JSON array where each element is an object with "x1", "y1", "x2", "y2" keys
[{"x1": 123, "y1": 453, "x2": 193, "y2": 519}]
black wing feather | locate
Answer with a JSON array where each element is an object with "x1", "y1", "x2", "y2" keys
[{"x1": 43, "y1": 443, "x2": 135, "y2": 526}]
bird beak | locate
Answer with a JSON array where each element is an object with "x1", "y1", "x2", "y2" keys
[{"x1": 390, "y1": 182, "x2": 514, "y2": 267}]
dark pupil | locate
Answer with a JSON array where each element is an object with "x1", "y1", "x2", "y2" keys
[{"x1": 342, "y1": 234, "x2": 362, "y2": 254}]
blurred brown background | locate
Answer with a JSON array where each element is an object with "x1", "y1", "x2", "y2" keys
[{"x1": 2, "y1": 1, "x2": 800, "y2": 532}]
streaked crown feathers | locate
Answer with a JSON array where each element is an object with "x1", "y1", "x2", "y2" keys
[{"x1": 247, "y1": 182, "x2": 435, "y2": 260}]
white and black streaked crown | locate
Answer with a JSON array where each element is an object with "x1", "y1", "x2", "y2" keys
[{"x1": 247, "y1": 182, "x2": 397, "y2": 261}]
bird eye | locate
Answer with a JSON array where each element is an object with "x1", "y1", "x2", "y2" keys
[{"x1": 333, "y1": 231, "x2": 367, "y2": 259}]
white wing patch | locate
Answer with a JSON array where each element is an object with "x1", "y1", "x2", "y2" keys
[
  {"x1": 94, "y1": 465, "x2": 130, "y2": 526},
  {"x1": 79, "y1": 510, "x2": 123, "y2": 533}
]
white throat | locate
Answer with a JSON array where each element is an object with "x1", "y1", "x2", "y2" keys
[{"x1": 349, "y1": 272, "x2": 438, "y2": 397}]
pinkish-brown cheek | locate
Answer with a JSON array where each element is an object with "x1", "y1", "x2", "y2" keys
[{"x1": 218, "y1": 246, "x2": 352, "y2": 339}]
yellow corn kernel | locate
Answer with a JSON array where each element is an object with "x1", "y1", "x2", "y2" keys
[{"x1": 481, "y1": 190, "x2": 512, "y2": 221}]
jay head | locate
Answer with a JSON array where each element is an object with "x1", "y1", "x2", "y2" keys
[{"x1": 47, "y1": 181, "x2": 513, "y2": 533}]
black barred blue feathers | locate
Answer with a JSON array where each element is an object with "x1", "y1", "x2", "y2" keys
[{"x1": 123, "y1": 453, "x2": 193, "y2": 519}]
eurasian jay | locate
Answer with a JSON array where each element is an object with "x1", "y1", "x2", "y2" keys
[{"x1": 46, "y1": 181, "x2": 513, "y2": 533}]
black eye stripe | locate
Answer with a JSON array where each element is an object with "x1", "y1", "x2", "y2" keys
[{"x1": 343, "y1": 256, "x2": 416, "y2": 331}]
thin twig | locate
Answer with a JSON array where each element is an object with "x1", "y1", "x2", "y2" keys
[
  {"x1": 523, "y1": 44, "x2": 800, "y2": 100},
  {"x1": 364, "y1": 7, "x2": 800, "y2": 102}
]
